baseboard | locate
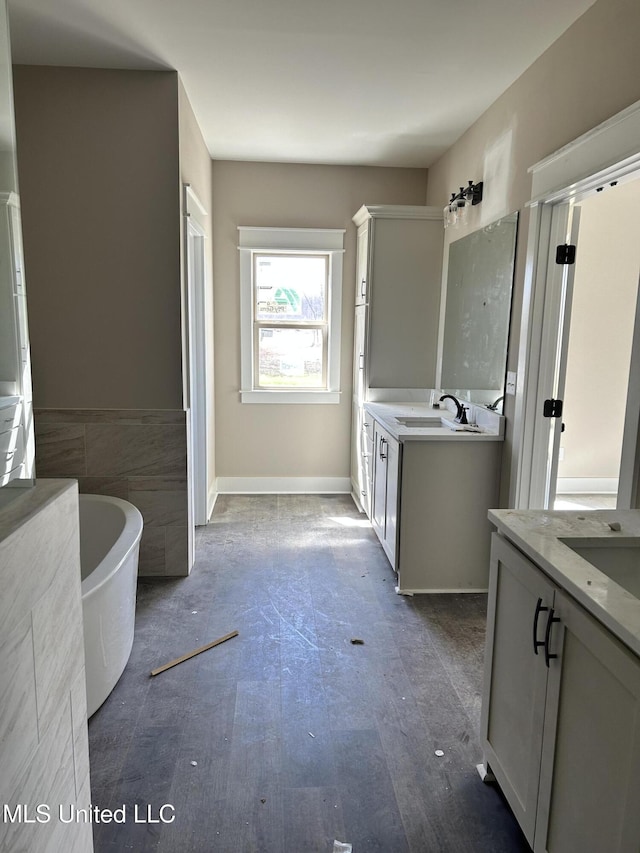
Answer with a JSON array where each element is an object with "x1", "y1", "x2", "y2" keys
[
  {"x1": 207, "y1": 485, "x2": 218, "y2": 521},
  {"x1": 396, "y1": 587, "x2": 489, "y2": 595},
  {"x1": 556, "y1": 477, "x2": 618, "y2": 494},
  {"x1": 216, "y1": 476, "x2": 352, "y2": 494}
]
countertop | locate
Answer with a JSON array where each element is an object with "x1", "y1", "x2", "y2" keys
[
  {"x1": 490, "y1": 508, "x2": 640, "y2": 658},
  {"x1": 364, "y1": 401, "x2": 504, "y2": 442}
]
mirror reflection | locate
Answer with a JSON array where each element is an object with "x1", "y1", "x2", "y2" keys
[
  {"x1": 0, "y1": 1, "x2": 34, "y2": 488},
  {"x1": 438, "y1": 213, "x2": 518, "y2": 412}
]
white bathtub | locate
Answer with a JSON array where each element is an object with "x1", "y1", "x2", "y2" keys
[{"x1": 79, "y1": 494, "x2": 144, "y2": 717}]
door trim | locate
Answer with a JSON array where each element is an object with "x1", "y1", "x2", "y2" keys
[
  {"x1": 513, "y1": 99, "x2": 640, "y2": 508},
  {"x1": 183, "y1": 184, "x2": 211, "y2": 526}
]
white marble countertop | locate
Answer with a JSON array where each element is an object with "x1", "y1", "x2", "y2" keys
[
  {"x1": 364, "y1": 401, "x2": 504, "y2": 442},
  {"x1": 490, "y1": 508, "x2": 640, "y2": 658}
]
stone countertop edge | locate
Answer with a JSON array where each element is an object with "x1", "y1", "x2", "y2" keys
[
  {"x1": 0, "y1": 479, "x2": 78, "y2": 544},
  {"x1": 364, "y1": 401, "x2": 505, "y2": 442},
  {"x1": 489, "y1": 508, "x2": 640, "y2": 659}
]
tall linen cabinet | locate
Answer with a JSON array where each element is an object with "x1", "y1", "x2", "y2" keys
[{"x1": 350, "y1": 204, "x2": 443, "y2": 514}]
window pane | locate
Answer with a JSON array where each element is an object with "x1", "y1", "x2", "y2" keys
[
  {"x1": 257, "y1": 327, "x2": 325, "y2": 388},
  {"x1": 255, "y1": 254, "x2": 327, "y2": 322}
]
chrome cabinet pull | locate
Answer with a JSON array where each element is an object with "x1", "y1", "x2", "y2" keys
[{"x1": 379, "y1": 437, "x2": 387, "y2": 460}]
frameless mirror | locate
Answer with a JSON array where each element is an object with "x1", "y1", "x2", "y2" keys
[
  {"x1": 438, "y1": 213, "x2": 518, "y2": 412},
  {"x1": 0, "y1": 0, "x2": 35, "y2": 490}
]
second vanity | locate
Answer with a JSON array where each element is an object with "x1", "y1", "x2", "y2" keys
[
  {"x1": 481, "y1": 510, "x2": 640, "y2": 853},
  {"x1": 363, "y1": 399, "x2": 504, "y2": 593}
]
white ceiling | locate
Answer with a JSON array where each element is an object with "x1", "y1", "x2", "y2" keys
[{"x1": 8, "y1": 0, "x2": 596, "y2": 168}]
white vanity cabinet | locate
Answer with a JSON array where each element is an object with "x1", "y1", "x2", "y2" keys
[
  {"x1": 368, "y1": 407, "x2": 502, "y2": 592},
  {"x1": 482, "y1": 532, "x2": 640, "y2": 853},
  {"x1": 350, "y1": 204, "x2": 443, "y2": 514}
]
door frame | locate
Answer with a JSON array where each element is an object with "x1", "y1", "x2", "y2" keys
[
  {"x1": 183, "y1": 184, "x2": 211, "y2": 526},
  {"x1": 513, "y1": 98, "x2": 640, "y2": 509}
]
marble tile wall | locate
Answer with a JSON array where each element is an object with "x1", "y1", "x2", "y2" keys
[
  {"x1": 0, "y1": 480, "x2": 93, "y2": 853},
  {"x1": 34, "y1": 409, "x2": 191, "y2": 577}
]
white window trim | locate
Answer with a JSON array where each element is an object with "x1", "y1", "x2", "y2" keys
[{"x1": 238, "y1": 226, "x2": 345, "y2": 404}]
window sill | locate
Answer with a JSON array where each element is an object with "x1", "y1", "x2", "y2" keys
[{"x1": 240, "y1": 390, "x2": 341, "y2": 404}]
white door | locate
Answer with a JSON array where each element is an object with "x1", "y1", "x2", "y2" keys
[{"x1": 526, "y1": 201, "x2": 580, "y2": 508}]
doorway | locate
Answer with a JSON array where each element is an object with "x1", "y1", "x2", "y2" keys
[
  {"x1": 553, "y1": 179, "x2": 640, "y2": 509},
  {"x1": 515, "y1": 98, "x2": 640, "y2": 511}
]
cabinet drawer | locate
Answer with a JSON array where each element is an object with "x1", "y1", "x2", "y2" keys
[
  {"x1": 361, "y1": 417, "x2": 375, "y2": 443},
  {"x1": 0, "y1": 425, "x2": 23, "y2": 482},
  {"x1": 0, "y1": 400, "x2": 21, "y2": 431}
]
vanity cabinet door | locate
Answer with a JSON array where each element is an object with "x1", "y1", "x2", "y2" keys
[
  {"x1": 355, "y1": 221, "x2": 369, "y2": 306},
  {"x1": 371, "y1": 422, "x2": 399, "y2": 568},
  {"x1": 480, "y1": 533, "x2": 557, "y2": 846},
  {"x1": 534, "y1": 590, "x2": 640, "y2": 853}
]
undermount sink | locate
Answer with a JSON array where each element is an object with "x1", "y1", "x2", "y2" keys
[
  {"x1": 394, "y1": 416, "x2": 443, "y2": 428},
  {"x1": 561, "y1": 537, "x2": 640, "y2": 599}
]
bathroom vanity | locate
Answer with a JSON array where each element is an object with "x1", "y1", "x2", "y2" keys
[
  {"x1": 364, "y1": 400, "x2": 504, "y2": 592},
  {"x1": 481, "y1": 510, "x2": 640, "y2": 852}
]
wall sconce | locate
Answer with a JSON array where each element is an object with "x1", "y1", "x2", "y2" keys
[{"x1": 443, "y1": 180, "x2": 483, "y2": 229}]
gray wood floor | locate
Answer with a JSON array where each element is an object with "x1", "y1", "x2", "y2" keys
[{"x1": 88, "y1": 494, "x2": 529, "y2": 853}]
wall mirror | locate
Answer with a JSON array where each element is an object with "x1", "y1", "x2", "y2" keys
[
  {"x1": 0, "y1": 0, "x2": 35, "y2": 493},
  {"x1": 437, "y1": 213, "x2": 518, "y2": 412}
]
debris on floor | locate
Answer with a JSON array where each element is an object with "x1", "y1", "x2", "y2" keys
[
  {"x1": 150, "y1": 629, "x2": 239, "y2": 676},
  {"x1": 333, "y1": 842, "x2": 352, "y2": 853},
  {"x1": 435, "y1": 749, "x2": 445, "y2": 757},
  {"x1": 350, "y1": 638, "x2": 364, "y2": 645}
]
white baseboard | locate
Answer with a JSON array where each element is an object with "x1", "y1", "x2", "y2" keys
[
  {"x1": 556, "y1": 477, "x2": 618, "y2": 494},
  {"x1": 207, "y1": 485, "x2": 218, "y2": 521},
  {"x1": 216, "y1": 476, "x2": 351, "y2": 494},
  {"x1": 397, "y1": 587, "x2": 489, "y2": 595}
]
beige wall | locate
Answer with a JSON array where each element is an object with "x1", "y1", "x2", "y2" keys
[
  {"x1": 13, "y1": 66, "x2": 183, "y2": 410},
  {"x1": 212, "y1": 161, "x2": 426, "y2": 481},
  {"x1": 426, "y1": 0, "x2": 640, "y2": 501},
  {"x1": 178, "y1": 79, "x2": 216, "y2": 496},
  {"x1": 558, "y1": 180, "x2": 640, "y2": 483}
]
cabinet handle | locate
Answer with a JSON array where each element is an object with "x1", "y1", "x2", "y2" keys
[
  {"x1": 533, "y1": 598, "x2": 548, "y2": 655},
  {"x1": 360, "y1": 278, "x2": 366, "y2": 298},
  {"x1": 359, "y1": 353, "x2": 365, "y2": 371},
  {"x1": 544, "y1": 608, "x2": 561, "y2": 668},
  {"x1": 379, "y1": 437, "x2": 387, "y2": 460}
]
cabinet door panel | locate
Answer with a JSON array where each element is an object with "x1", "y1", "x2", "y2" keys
[
  {"x1": 355, "y1": 223, "x2": 369, "y2": 305},
  {"x1": 481, "y1": 534, "x2": 556, "y2": 845},
  {"x1": 371, "y1": 424, "x2": 387, "y2": 540},
  {"x1": 535, "y1": 591, "x2": 640, "y2": 853},
  {"x1": 384, "y1": 433, "x2": 399, "y2": 566}
]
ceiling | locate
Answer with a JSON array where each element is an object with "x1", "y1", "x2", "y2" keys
[{"x1": 8, "y1": 0, "x2": 596, "y2": 168}]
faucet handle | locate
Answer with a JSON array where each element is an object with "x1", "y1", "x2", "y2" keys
[{"x1": 459, "y1": 406, "x2": 469, "y2": 425}]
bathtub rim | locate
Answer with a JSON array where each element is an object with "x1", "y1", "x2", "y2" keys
[{"x1": 79, "y1": 494, "x2": 143, "y2": 601}]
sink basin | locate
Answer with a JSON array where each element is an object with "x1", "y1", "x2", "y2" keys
[
  {"x1": 394, "y1": 416, "x2": 442, "y2": 428},
  {"x1": 561, "y1": 537, "x2": 640, "y2": 598}
]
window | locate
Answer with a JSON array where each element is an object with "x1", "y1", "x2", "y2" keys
[{"x1": 238, "y1": 226, "x2": 345, "y2": 403}]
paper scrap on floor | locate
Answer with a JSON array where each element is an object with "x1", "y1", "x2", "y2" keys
[{"x1": 333, "y1": 842, "x2": 352, "y2": 853}]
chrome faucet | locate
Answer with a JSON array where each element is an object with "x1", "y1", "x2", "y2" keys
[{"x1": 439, "y1": 394, "x2": 468, "y2": 424}]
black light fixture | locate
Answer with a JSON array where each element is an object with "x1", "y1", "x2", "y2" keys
[{"x1": 444, "y1": 180, "x2": 483, "y2": 229}]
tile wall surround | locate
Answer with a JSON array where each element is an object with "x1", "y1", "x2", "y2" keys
[
  {"x1": 0, "y1": 479, "x2": 93, "y2": 853},
  {"x1": 34, "y1": 408, "x2": 191, "y2": 577}
]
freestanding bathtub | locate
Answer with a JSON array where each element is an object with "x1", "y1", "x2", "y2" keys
[{"x1": 79, "y1": 494, "x2": 144, "y2": 717}]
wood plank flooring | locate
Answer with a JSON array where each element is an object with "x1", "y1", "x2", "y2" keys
[{"x1": 88, "y1": 494, "x2": 530, "y2": 852}]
